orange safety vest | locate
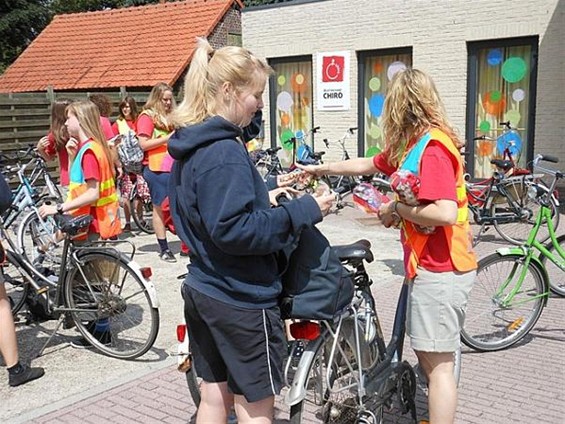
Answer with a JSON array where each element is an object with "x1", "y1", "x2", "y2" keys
[
  {"x1": 398, "y1": 128, "x2": 477, "y2": 278},
  {"x1": 67, "y1": 141, "x2": 121, "y2": 240},
  {"x1": 139, "y1": 111, "x2": 174, "y2": 172},
  {"x1": 115, "y1": 118, "x2": 132, "y2": 136}
]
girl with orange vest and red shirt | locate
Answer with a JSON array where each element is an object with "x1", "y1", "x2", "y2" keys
[
  {"x1": 301, "y1": 68, "x2": 477, "y2": 424},
  {"x1": 39, "y1": 100, "x2": 121, "y2": 240}
]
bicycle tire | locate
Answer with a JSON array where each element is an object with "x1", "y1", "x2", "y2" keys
[
  {"x1": 2, "y1": 251, "x2": 30, "y2": 315},
  {"x1": 491, "y1": 179, "x2": 560, "y2": 245},
  {"x1": 17, "y1": 211, "x2": 59, "y2": 266},
  {"x1": 461, "y1": 253, "x2": 546, "y2": 351},
  {"x1": 64, "y1": 251, "x2": 159, "y2": 359},
  {"x1": 290, "y1": 321, "x2": 381, "y2": 424},
  {"x1": 540, "y1": 234, "x2": 565, "y2": 297},
  {"x1": 186, "y1": 365, "x2": 202, "y2": 407},
  {"x1": 130, "y1": 195, "x2": 154, "y2": 234}
]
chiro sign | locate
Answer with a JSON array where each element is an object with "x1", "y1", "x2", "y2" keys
[{"x1": 316, "y1": 51, "x2": 351, "y2": 111}]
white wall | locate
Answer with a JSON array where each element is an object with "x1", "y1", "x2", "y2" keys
[{"x1": 243, "y1": 0, "x2": 564, "y2": 163}]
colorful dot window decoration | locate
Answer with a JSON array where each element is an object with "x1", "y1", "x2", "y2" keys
[
  {"x1": 472, "y1": 43, "x2": 533, "y2": 178},
  {"x1": 363, "y1": 53, "x2": 412, "y2": 157}
]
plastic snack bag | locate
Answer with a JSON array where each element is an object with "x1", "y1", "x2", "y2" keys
[
  {"x1": 389, "y1": 170, "x2": 435, "y2": 234},
  {"x1": 353, "y1": 182, "x2": 390, "y2": 214}
]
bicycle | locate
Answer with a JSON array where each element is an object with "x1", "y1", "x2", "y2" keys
[
  {"x1": 254, "y1": 146, "x2": 286, "y2": 179},
  {"x1": 465, "y1": 158, "x2": 559, "y2": 246},
  {"x1": 127, "y1": 175, "x2": 154, "y2": 234},
  {"x1": 0, "y1": 213, "x2": 160, "y2": 359},
  {"x1": 322, "y1": 127, "x2": 360, "y2": 209},
  {"x1": 178, "y1": 240, "x2": 461, "y2": 423},
  {"x1": 461, "y1": 153, "x2": 564, "y2": 352}
]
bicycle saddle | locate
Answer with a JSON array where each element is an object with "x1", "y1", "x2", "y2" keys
[
  {"x1": 490, "y1": 159, "x2": 514, "y2": 171},
  {"x1": 332, "y1": 239, "x2": 374, "y2": 263},
  {"x1": 55, "y1": 214, "x2": 93, "y2": 236}
]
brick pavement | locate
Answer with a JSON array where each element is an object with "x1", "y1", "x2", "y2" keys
[{"x1": 21, "y1": 274, "x2": 565, "y2": 424}]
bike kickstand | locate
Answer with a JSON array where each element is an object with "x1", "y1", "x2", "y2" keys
[{"x1": 35, "y1": 313, "x2": 66, "y2": 357}]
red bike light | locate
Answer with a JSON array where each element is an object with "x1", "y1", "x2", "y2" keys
[
  {"x1": 290, "y1": 321, "x2": 321, "y2": 341},
  {"x1": 176, "y1": 324, "x2": 187, "y2": 342},
  {"x1": 140, "y1": 267, "x2": 152, "y2": 279}
]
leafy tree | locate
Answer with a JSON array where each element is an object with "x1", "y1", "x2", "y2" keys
[{"x1": 0, "y1": 0, "x2": 52, "y2": 73}]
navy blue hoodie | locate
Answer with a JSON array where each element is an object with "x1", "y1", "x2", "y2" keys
[{"x1": 168, "y1": 116, "x2": 322, "y2": 309}]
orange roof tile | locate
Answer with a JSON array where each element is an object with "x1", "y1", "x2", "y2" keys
[{"x1": 0, "y1": 0, "x2": 242, "y2": 93}]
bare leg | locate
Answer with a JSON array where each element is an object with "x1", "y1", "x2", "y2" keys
[
  {"x1": 122, "y1": 199, "x2": 132, "y2": 224},
  {"x1": 234, "y1": 394, "x2": 274, "y2": 424},
  {"x1": 152, "y1": 205, "x2": 166, "y2": 240},
  {"x1": 415, "y1": 350, "x2": 457, "y2": 424},
  {"x1": 196, "y1": 381, "x2": 233, "y2": 424},
  {"x1": 0, "y1": 284, "x2": 19, "y2": 367}
]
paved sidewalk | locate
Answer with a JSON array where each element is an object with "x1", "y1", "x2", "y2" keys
[{"x1": 2, "y1": 204, "x2": 565, "y2": 423}]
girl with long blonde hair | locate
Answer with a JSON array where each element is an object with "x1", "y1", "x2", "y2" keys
[
  {"x1": 168, "y1": 38, "x2": 334, "y2": 424},
  {"x1": 300, "y1": 68, "x2": 477, "y2": 424},
  {"x1": 137, "y1": 82, "x2": 177, "y2": 262}
]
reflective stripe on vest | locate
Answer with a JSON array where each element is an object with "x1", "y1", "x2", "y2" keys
[
  {"x1": 116, "y1": 118, "x2": 131, "y2": 136},
  {"x1": 398, "y1": 128, "x2": 477, "y2": 278},
  {"x1": 67, "y1": 141, "x2": 121, "y2": 239},
  {"x1": 140, "y1": 111, "x2": 173, "y2": 172}
]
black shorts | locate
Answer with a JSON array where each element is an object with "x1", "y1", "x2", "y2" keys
[{"x1": 181, "y1": 283, "x2": 285, "y2": 403}]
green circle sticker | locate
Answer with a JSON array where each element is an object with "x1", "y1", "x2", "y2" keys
[
  {"x1": 368, "y1": 77, "x2": 381, "y2": 92},
  {"x1": 277, "y1": 75, "x2": 286, "y2": 86},
  {"x1": 368, "y1": 125, "x2": 382, "y2": 139},
  {"x1": 490, "y1": 90, "x2": 502, "y2": 101},
  {"x1": 504, "y1": 109, "x2": 521, "y2": 127},
  {"x1": 502, "y1": 57, "x2": 527, "y2": 83},
  {"x1": 479, "y1": 120, "x2": 491, "y2": 133},
  {"x1": 280, "y1": 129, "x2": 295, "y2": 150},
  {"x1": 365, "y1": 145, "x2": 381, "y2": 157}
]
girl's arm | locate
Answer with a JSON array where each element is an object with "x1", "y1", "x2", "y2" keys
[
  {"x1": 379, "y1": 199, "x2": 458, "y2": 227},
  {"x1": 138, "y1": 132, "x2": 172, "y2": 151},
  {"x1": 299, "y1": 157, "x2": 379, "y2": 177},
  {"x1": 38, "y1": 179, "x2": 99, "y2": 217}
]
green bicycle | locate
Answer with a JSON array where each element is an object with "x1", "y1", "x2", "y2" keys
[{"x1": 461, "y1": 154, "x2": 564, "y2": 352}]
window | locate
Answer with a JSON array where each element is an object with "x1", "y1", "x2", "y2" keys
[
  {"x1": 227, "y1": 33, "x2": 242, "y2": 47},
  {"x1": 269, "y1": 56, "x2": 313, "y2": 168},
  {"x1": 466, "y1": 38, "x2": 538, "y2": 178},
  {"x1": 358, "y1": 48, "x2": 412, "y2": 157}
]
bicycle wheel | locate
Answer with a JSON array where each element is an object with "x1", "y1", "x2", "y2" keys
[
  {"x1": 1, "y1": 251, "x2": 30, "y2": 315},
  {"x1": 492, "y1": 179, "x2": 560, "y2": 245},
  {"x1": 461, "y1": 253, "x2": 546, "y2": 351},
  {"x1": 290, "y1": 321, "x2": 381, "y2": 424},
  {"x1": 186, "y1": 364, "x2": 202, "y2": 407},
  {"x1": 17, "y1": 211, "x2": 59, "y2": 267},
  {"x1": 130, "y1": 196, "x2": 154, "y2": 234},
  {"x1": 64, "y1": 251, "x2": 159, "y2": 359},
  {"x1": 540, "y1": 234, "x2": 565, "y2": 297}
]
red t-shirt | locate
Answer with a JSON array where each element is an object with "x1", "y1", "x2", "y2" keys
[
  {"x1": 78, "y1": 140, "x2": 102, "y2": 233},
  {"x1": 45, "y1": 132, "x2": 70, "y2": 186},
  {"x1": 100, "y1": 117, "x2": 116, "y2": 140},
  {"x1": 373, "y1": 142, "x2": 458, "y2": 272}
]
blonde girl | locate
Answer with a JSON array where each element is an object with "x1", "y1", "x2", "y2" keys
[
  {"x1": 137, "y1": 82, "x2": 177, "y2": 262},
  {"x1": 300, "y1": 68, "x2": 477, "y2": 424}
]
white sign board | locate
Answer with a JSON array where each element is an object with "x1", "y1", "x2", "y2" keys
[{"x1": 316, "y1": 51, "x2": 350, "y2": 111}]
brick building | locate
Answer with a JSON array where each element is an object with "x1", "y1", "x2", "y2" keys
[{"x1": 243, "y1": 0, "x2": 564, "y2": 179}]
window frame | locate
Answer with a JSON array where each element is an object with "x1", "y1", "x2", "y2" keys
[
  {"x1": 357, "y1": 47, "x2": 412, "y2": 157},
  {"x1": 465, "y1": 36, "x2": 539, "y2": 179}
]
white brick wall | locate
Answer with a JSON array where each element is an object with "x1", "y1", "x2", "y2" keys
[{"x1": 243, "y1": 0, "x2": 564, "y2": 165}]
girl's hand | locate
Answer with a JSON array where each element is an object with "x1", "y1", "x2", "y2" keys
[
  {"x1": 314, "y1": 193, "x2": 335, "y2": 216},
  {"x1": 66, "y1": 137, "x2": 79, "y2": 156},
  {"x1": 378, "y1": 201, "x2": 401, "y2": 228},
  {"x1": 38, "y1": 204, "x2": 57, "y2": 218},
  {"x1": 38, "y1": 136, "x2": 50, "y2": 148},
  {"x1": 296, "y1": 163, "x2": 328, "y2": 178}
]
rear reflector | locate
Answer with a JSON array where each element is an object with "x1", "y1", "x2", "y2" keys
[
  {"x1": 140, "y1": 267, "x2": 152, "y2": 279},
  {"x1": 176, "y1": 324, "x2": 187, "y2": 342},
  {"x1": 290, "y1": 321, "x2": 321, "y2": 341}
]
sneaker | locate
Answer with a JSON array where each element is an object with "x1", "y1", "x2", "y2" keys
[
  {"x1": 122, "y1": 223, "x2": 132, "y2": 232},
  {"x1": 159, "y1": 249, "x2": 177, "y2": 263},
  {"x1": 9, "y1": 365, "x2": 45, "y2": 387},
  {"x1": 70, "y1": 328, "x2": 112, "y2": 349}
]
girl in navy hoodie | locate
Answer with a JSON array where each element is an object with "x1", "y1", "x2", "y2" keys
[{"x1": 168, "y1": 38, "x2": 334, "y2": 423}]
